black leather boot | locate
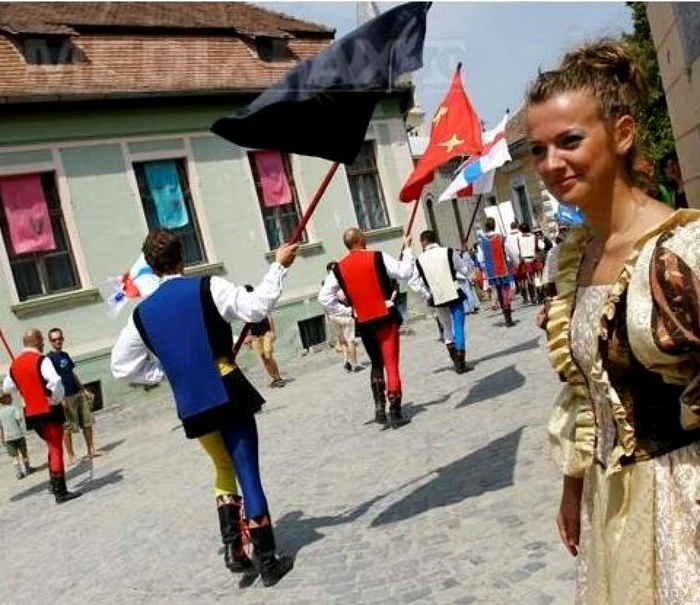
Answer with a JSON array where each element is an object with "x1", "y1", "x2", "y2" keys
[
  {"x1": 51, "y1": 472, "x2": 81, "y2": 504},
  {"x1": 217, "y1": 494, "x2": 253, "y2": 573},
  {"x1": 370, "y1": 369, "x2": 387, "y2": 425},
  {"x1": 387, "y1": 393, "x2": 410, "y2": 429},
  {"x1": 454, "y1": 351, "x2": 474, "y2": 374},
  {"x1": 445, "y1": 342, "x2": 457, "y2": 363},
  {"x1": 248, "y1": 522, "x2": 294, "y2": 587},
  {"x1": 503, "y1": 309, "x2": 515, "y2": 327}
]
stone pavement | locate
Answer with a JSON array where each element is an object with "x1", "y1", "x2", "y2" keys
[{"x1": 0, "y1": 303, "x2": 577, "y2": 605}]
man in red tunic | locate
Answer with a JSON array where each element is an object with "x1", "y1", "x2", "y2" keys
[
  {"x1": 2, "y1": 328, "x2": 81, "y2": 503},
  {"x1": 319, "y1": 228, "x2": 415, "y2": 428}
]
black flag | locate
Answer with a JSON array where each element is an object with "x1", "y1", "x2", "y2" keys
[{"x1": 211, "y1": 2, "x2": 431, "y2": 165}]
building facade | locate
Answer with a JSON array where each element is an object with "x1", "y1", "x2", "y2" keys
[
  {"x1": 647, "y1": 2, "x2": 700, "y2": 208},
  {"x1": 0, "y1": 2, "x2": 426, "y2": 405}
]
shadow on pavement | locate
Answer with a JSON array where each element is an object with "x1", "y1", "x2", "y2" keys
[
  {"x1": 74, "y1": 468, "x2": 124, "y2": 493},
  {"x1": 401, "y1": 392, "x2": 453, "y2": 421},
  {"x1": 455, "y1": 365, "x2": 526, "y2": 408},
  {"x1": 370, "y1": 427, "x2": 524, "y2": 528},
  {"x1": 274, "y1": 493, "x2": 387, "y2": 557},
  {"x1": 10, "y1": 460, "x2": 124, "y2": 501},
  {"x1": 98, "y1": 438, "x2": 127, "y2": 454},
  {"x1": 469, "y1": 337, "x2": 541, "y2": 366}
]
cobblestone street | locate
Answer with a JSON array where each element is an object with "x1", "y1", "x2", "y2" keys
[{"x1": 0, "y1": 304, "x2": 576, "y2": 605}]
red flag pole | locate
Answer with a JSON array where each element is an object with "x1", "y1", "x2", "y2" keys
[
  {"x1": 398, "y1": 197, "x2": 421, "y2": 260},
  {"x1": 232, "y1": 161, "x2": 342, "y2": 359},
  {"x1": 288, "y1": 161, "x2": 341, "y2": 245},
  {"x1": 0, "y1": 328, "x2": 14, "y2": 362}
]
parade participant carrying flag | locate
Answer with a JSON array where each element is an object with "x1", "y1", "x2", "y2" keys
[
  {"x1": 112, "y1": 2, "x2": 431, "y2": 589},
  {"x1": 321, "y1": 59, "x2": 482, "y2": 430},
  {"x1": 478, "y1": 217, "x2": 518, "y2": 327},
  {"x1": 408, "y1": 229, "x2": 475, "y2": 374},
  {"x1": 319, "y1": 228, "x2": 416, "y2": 429}
]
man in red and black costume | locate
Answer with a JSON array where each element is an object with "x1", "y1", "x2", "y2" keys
[
  {"x1": 1, "y1": 328, "x2": 81, "y2": 504},
  {"x1": 319, "y1": 228, "x2": 415, "y2": 428}
]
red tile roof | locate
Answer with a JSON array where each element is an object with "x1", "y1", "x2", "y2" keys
[
  {"x1": 0, "y1": 2, "x2": 334, "y2": 102},
  {"x1": 0, "y1": 2, "x2": 333, "y2": 37}
]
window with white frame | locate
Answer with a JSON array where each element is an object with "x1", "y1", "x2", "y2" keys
[
  {"x1": 0, "y1": 171, "x2": 81, "y2": 301},
  {"x1": 345, "y1": 142, "x2": 390, "y2": 231},
  {"x1": 248, "y1": 151, "x2": 307, "y2": 250},
  {"x1": 132, "y1": 158, "x2": 207, "y2": 266}
]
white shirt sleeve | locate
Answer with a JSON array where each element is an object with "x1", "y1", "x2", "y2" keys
[
  {"x1": 2, "y1": 373, "x2": 15, "y2": 394},
  {"x1": 111, "y1": 315, "x2": 165, "y2": 384},
  {"x1": 40, "y1": 357, "x2": 64, "y2": 404},
  {"x1": 318, "y1": 272, "x2": 352, "y2": 317},
  {"x1": 452, "y1": 249, "x2": 474, "y2": 278},
  {"x1": 408, "y1": 262, "x2": 431, "y2": 300},
  {"x1": 382, "y1": 249, "x2": 415, "y2": 281},
  {"x1": 210, "y1": 263, "x2": 287, "y2": 324}
]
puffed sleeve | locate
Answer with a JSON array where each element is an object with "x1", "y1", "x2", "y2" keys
[{"x1": 647, "y1": 225, "x2": 700, "y2": 430}]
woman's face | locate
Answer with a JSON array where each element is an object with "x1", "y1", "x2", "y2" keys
[
  {"x1": 664, "y1": 158, "x2": 681, "y2": 182},
  {"x1": 526, "y1": 90, "x2": 629, "y2": 209}
]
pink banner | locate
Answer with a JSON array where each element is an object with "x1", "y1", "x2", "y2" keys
[
  {"x1": 0, "y1": 174, "x2": 56, "y2": 256},
  {"x1": 253, "y1": 151, "x2": 293, "y2": 208}
]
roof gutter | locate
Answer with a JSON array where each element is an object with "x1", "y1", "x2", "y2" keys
[{"x1": 0, "y1": 85, "x2": 414, "y2": 107}]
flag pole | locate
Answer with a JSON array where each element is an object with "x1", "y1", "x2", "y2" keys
[
  {"x1": 0, "y1": 328, "x2": 14, "y2": 362},
  {"x1": 464, "y1": 194, "x2": 484, "y2": 243},
  {"x1": 231, "y1": 161, "x2": 342, "y2": 359},
  {"x1": 288, "y1": 161, "x2": 341, "y2": 245},
  {"x1": 398, "y1": 197, "x2": 421, "y2": 259}
]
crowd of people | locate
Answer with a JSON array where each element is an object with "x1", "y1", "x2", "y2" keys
[{"x1": 1, "y1": 36, "x2": 698, "y2": 603}]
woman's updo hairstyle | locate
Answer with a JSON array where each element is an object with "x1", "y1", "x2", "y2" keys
[{"x1": 526, "y1": 39, "x2": 650, "y2": 172}]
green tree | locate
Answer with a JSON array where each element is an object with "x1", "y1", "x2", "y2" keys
[{"x1": 623, "y1": 2, "x2": 675, "y2": 169}]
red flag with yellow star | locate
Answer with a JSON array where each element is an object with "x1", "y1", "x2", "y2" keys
[{"x1": 399, "y1": 64, "x2": 483, "y2": 202}]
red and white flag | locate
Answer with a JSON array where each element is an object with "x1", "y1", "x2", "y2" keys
[
  {"x1": 439, "y1": 112, "x2": 511, "y2": 201},
  {"x1": 106, "y1": 254, "x2": 161, "y2": 317}
]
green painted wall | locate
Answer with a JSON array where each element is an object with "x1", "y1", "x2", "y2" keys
[{"x1": 0, "y1": 97, "x2": 424, "y2": 407}]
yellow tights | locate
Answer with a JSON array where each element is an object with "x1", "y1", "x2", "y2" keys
[{"x1": 198, "y1": 431, "x2": 238, "y2": 497}]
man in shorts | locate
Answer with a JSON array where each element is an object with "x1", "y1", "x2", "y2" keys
[
  {"x1": 46, "y1": 328, "x2": 101, "y2": 462},
  {"x1": 243, "y1": 286, "x2": 285, "y2": 388}
]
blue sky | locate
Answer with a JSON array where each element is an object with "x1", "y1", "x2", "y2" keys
[{"x1": 259, "y1": 2, "x2": 633, "y2": 127}]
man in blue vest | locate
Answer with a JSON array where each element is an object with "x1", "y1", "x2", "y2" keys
[{"x1": 111, "y1": 229, "x2": 298, "y2": 587}]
